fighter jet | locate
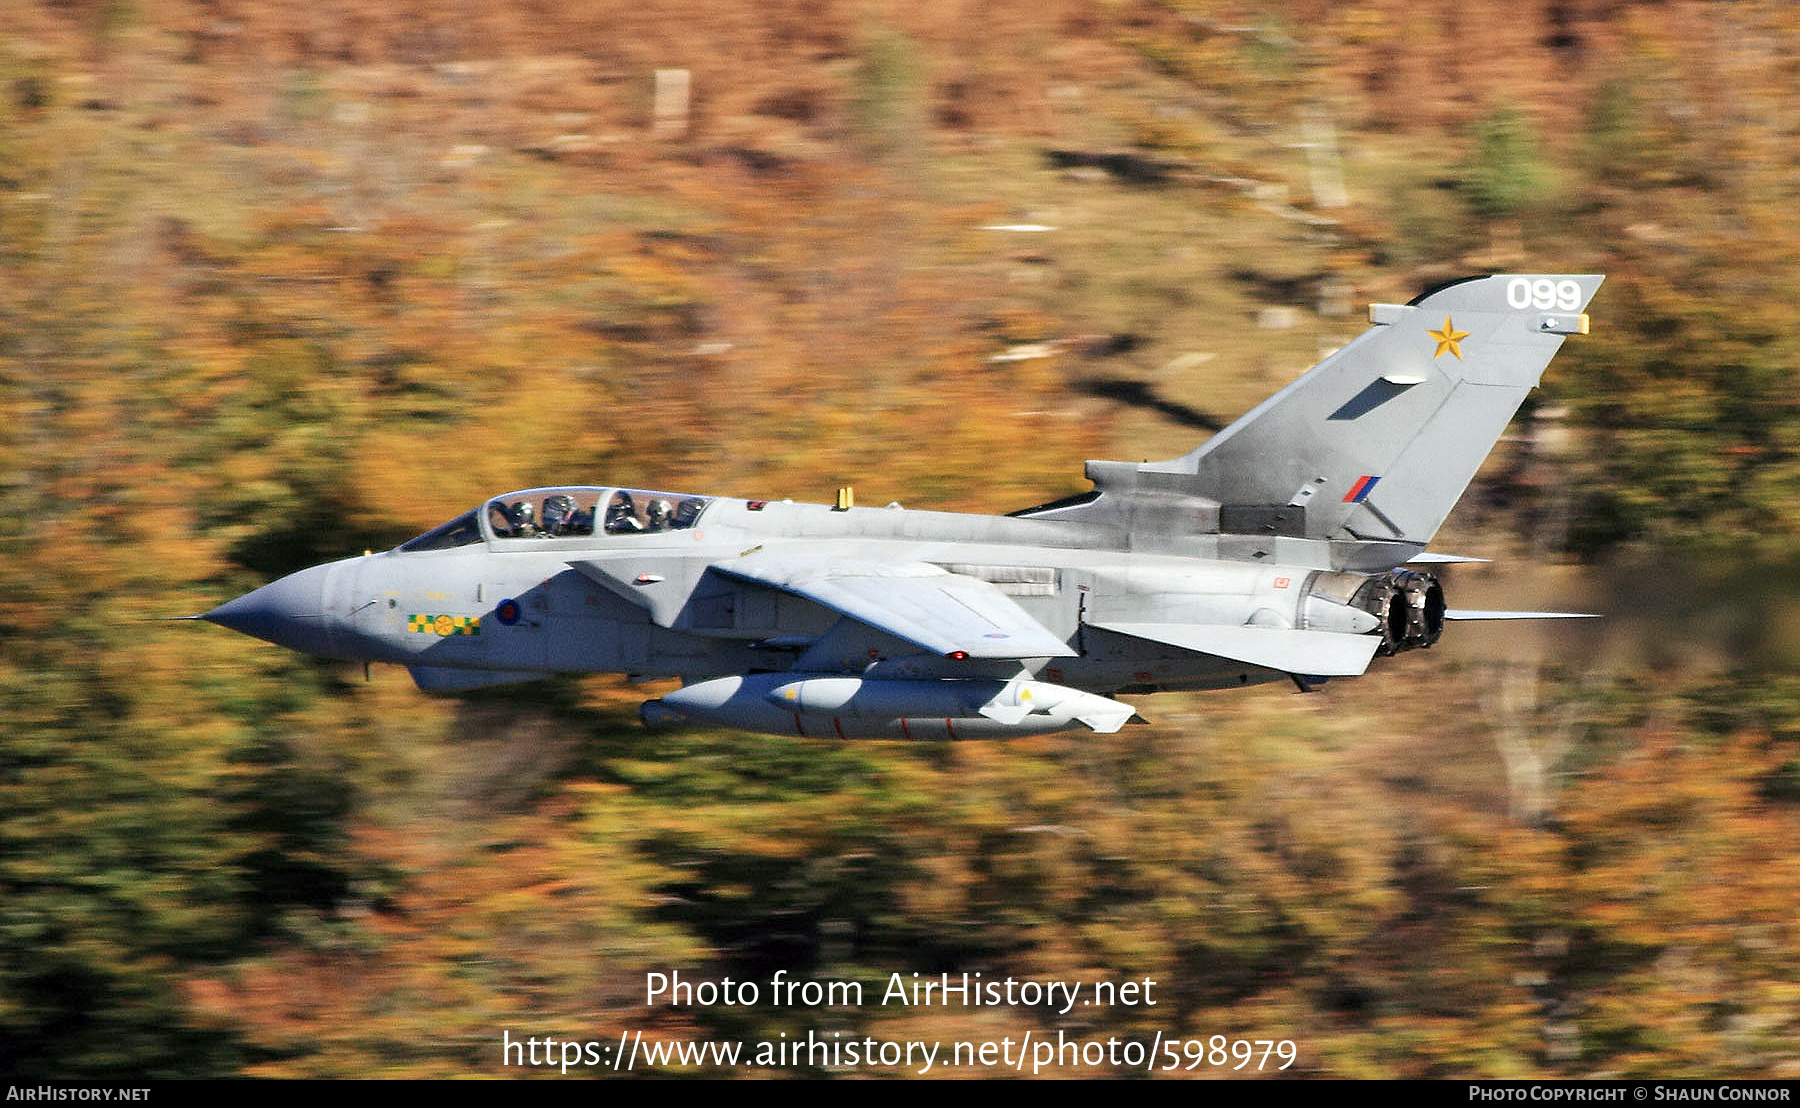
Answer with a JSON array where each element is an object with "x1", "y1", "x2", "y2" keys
[{"x1": 203, "y1": 274, "x2": 1601, "y2": 739}]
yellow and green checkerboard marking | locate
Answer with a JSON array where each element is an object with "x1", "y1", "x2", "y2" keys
[{"x1": 407, "y1": 613, "x2": 481, "y2": 636}]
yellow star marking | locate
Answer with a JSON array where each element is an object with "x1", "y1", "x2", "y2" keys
[{"x1": 1428, "y1": 315, "x2": 1469, "y2": 360}]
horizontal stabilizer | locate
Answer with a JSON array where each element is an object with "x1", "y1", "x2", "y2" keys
[
  {"x1": 1092, "y1": 621, "x2": 1381, "y2": 676},
  {"x1": 1443, "y1": 609, "x2": 1600, "y2": 621},
  {"x1": 1408, "y1": 552, "x2": 1491, "y2": 565}
]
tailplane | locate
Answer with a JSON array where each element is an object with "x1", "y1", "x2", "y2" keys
[{"x1": 1019, "y1": 274, "x2": 1602, "y2": 551}]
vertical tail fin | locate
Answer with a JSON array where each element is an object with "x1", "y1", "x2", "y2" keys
[{"x1": 1026, "y1": 275, "x2": 1602, "y2": 548}]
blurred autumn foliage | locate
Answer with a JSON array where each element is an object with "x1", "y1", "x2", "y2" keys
[{"x1": 6, "y1": 0, "x2": 1800, "y2": 1078}]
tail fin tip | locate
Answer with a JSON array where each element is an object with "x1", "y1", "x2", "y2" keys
[{"x1": 1019, "y1": 274, "x2": 1603, "y2": 550}]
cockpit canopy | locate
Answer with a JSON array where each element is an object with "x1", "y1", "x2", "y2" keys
[{"x1": 397, "y1": 487, "x2": 712, "y2": 552}]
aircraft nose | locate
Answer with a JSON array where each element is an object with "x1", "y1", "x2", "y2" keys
[{"x1": 203, "y1": 562, "x2": 341, "y2": 657}]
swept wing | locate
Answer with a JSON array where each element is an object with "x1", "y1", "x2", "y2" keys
[{"x1": 711, "y1": 553, "x2": 1076, "y2": 660}]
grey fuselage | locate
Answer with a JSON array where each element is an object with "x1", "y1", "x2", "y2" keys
[
  {"x1": 234, "y1": 489, "x2": 1374, "y2": 696},
  {"x1": 202, "y1": 274, "x2": 1605, "y2": 732}
]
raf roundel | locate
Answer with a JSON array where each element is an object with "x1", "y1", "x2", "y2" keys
[{"x1": 495, "y1": 598, "x2": 523, "y2": 626}]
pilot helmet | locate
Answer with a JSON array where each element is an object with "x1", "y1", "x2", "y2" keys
[
  {"x1": 542, "y1": 494, "x2": 576, "y2": 533},
  {"x1": 510, "y1": 500, "x2": 536, "y2": 526},
  {"x1": 647, "y1": 499, "x2": 672, "y2": 526}
]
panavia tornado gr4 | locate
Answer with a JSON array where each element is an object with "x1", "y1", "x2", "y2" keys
[{"x1": 202, "y1": 274, "x2": 1602, "y2": 739}]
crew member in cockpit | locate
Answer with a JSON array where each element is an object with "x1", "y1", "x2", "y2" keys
[
  {"x1": 645, "y1": 499, "x2": 673, "y2": 531},
  {"x1": 604, "y1": 493, "x2": 645, "y2": 534},
  {"x1": 508, "y1": 500, "x2": 539, "y2": 537},
  {"x1": 567, "y1": 499, "x2": 595, "y2": 536},
  {"x1": 541, "y1": 494, "x2": 577, "y2": 536}
]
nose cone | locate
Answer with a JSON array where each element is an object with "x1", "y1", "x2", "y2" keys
[{"x1": 204, "y1": 562, "x2": 342, "y2": 658}]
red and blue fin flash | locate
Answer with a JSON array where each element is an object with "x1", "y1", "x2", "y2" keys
[{"x1": 1342, "y1": 475, "x2": 1381, "y2": 504}]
